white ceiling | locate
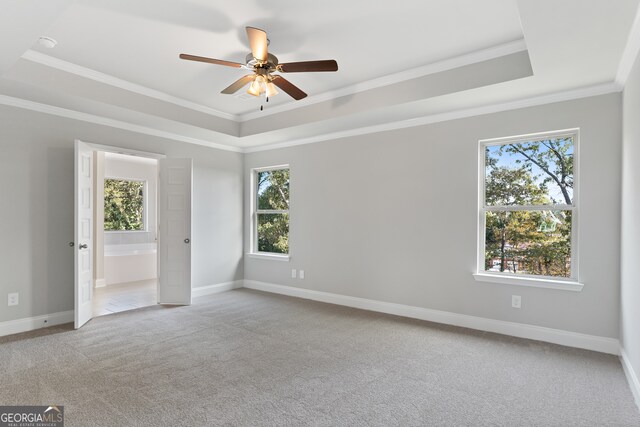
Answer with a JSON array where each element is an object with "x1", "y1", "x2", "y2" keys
[
  {"x1": 26, "y1": 0, "x2": 525, "y2": 115},
  {"x1": 1, "y1": 0, "x2": 639, "y2": 151}
]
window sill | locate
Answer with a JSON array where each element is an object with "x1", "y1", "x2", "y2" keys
[
  {"x1": 473, "y1": 273, "x2": 584, "y2": 292},
  {"x1": 246, "y1": 253, "x2": 290, "y2": 262}
]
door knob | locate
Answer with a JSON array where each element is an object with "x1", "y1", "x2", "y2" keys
[
  {"x1": 184, "y1": 238, "x2": 190, "y2": 244},
  {"x1": 79, "y1": 244, "x2": 88, "y2": 249}
]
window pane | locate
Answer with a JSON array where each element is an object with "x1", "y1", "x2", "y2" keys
[
  {"x1": 257, "y1": 213, "x2": 289, "y2": 254},
  {"x1": 257, "y1": 169, "x2": 289, "y2": 210},
  {"x1": 484, "y1": 210, "x2": 572, "y2": 278},
  {"x1": 485, "y1": 137, "x2": 574, "y2": 206},
  {"x1": 104, "y1": 179, "x2": 144, "y2": 231}
]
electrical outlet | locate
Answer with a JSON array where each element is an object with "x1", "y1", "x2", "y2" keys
[
  {"x1": 299, "y1": 270, "x2": 305, "y2": 279},
  {"x1": 512, "y1": 295, "x2": 521, "y2": 309},
  {"x1": 8, "y1": 293, "x2": 18, "y2": 306},
  {"x1": 291, "y1": 269, "x2": 297, "y2": 279}
]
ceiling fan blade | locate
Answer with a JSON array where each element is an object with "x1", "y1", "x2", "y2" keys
[
  {"x1": 246, "y1": 26, "x2": 268, "y2": 62},
  {"x1": 179, "y1": 54, "x2": 243, "y2": 68},
  {"x1": 279, "y1": 60, "x2": 338, "y2": 73},
  {"x1": 272, "y1": 76, "x2": 307, "y2": 100},
  {"x1": 221, "y1": 75, "x2": 255, "y2": 94}
]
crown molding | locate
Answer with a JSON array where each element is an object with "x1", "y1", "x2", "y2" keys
[
  {"x1": 0, "y1": 80, "x2": 619, "y2": 155},
  {"x1": 21, "y1": 50, "x2": 240, "y2": 122},
  {"x1": 615, "y1": 3, "x2": 640, "y2": 88},
  {"x1": 3, "y1": 23, "x2": 630, "y2": 154},
  {"x1": 243, "y1": 81, "x2": 620, "y2": 153},
  {"x1": 21, "y1": 39, "x2": 527, "y2": 125},
  {"x1": 239, "y1": 39, "x2": 528, "y2": 122},
  {"x1": 0, "y1": 94, "x2": 242, "y2": 152}
]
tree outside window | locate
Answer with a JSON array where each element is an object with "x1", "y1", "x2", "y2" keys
[
  {"x1": 482, "y1": 131, "x2": 576, "y2": 279},
  {"x1": 255, "y1": 168, "x2": 289, "y2": 254},
  {"x1": 104, "y1": 179, "x2": 145, "y2": 231}
]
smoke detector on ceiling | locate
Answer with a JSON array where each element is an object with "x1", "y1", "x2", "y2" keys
[{"x1": 38, "y1": 37, "x2": 57, "y2": 49}]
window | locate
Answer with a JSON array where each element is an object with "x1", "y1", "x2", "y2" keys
[
  {"x1": 477, "y1": 129, "x2": 579, "y2": 287},
  {"x1": 253, "y1": 167, "x2": 290, "y2": 255},
  {"x1": 104, "y1": 179, "x2": 145, "y2": 231}
]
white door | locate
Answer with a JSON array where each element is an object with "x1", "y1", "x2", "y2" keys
[
  {"x1": 158, "y1": 158, "x2": 192, "y2": 305},
  {"x1": 74, "y1": 141, "x2": 94, "y2": 328}
]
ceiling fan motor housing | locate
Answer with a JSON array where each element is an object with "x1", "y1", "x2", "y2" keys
[{"x1": 246, "y1": 53, "x2": 279, "y2": 69}]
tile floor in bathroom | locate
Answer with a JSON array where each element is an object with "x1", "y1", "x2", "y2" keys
[{"x1": 92, "y1": 279, "x2": 157, "y2": 316}]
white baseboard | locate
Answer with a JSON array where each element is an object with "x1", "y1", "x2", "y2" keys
[
  {"x1": 2, "y1": 281, "x2": 619, "y2": 358},
  {"x1": 95, "y1": 278, "x2": 106, "y2": 288},
  {"x1": 243, "y1": 280, "x2": 620, "y2": 355},
  {"x1": 0, "y1": 281, "x2": 240, "y2": 338},
  {"x1": 621, "y1": 347, "x2": 640, "y2": 411},
  {"x1": 0, "y1": 310, "x2": 74, "y2": 338},
  {"x1": 192, "y1": 280, "x2": 243, "y2": 298}
]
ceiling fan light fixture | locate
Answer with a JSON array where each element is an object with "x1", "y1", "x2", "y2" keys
[
  {"x1": 247, "y1": 76, "x2": 263, "y2": 96},
  {"x1": 266, "y1": 81, "x2": 279, "y2": 97}
]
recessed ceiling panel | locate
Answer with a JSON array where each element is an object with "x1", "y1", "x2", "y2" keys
[{"x1": 28, "y1": 0, "x2": 524, "y2": 115}]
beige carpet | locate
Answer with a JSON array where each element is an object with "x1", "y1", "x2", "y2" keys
[{"x1": 1, "y1": 289, "x2": 639, "y2": 426}]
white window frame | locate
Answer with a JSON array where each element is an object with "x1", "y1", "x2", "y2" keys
[
  {"x1": 473, "y1": 128, "x2": 583, "y2": 291},
  {"x1": 103, "y1": 177, "x2": 148, "y2": 233},
  {"x1": 248, "y1": 165, "x2": 290, "y2": 261}
]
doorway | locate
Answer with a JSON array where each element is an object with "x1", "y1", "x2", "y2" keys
[
  {"x1": 93, "y1": 151, "x2": 158, "y2": 316},
  {"x1": 74, "y1": 140, "x2": 193, "y2": 328}
]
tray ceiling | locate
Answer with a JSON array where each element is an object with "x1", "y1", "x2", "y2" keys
[{"x1": 1, "y1": 0, "x2": 638, "y2": 151}]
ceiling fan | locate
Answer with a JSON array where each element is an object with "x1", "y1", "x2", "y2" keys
[{"x1": 179, "y1": 26, "x2": 338, "y2": 101}]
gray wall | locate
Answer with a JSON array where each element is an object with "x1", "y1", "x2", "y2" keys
[
  {"x1": 0, "y1": 90, "x2": 627, "y2": 341},
  {"x1": 244, "y1": 93, "x2": 622, "y2": 338},
  {"x1": 0, "y1": 106, "x2": 244, "y2": 323},
  {"x1": 621, "y1": 52, "x2": 640, "y2": 384}
]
